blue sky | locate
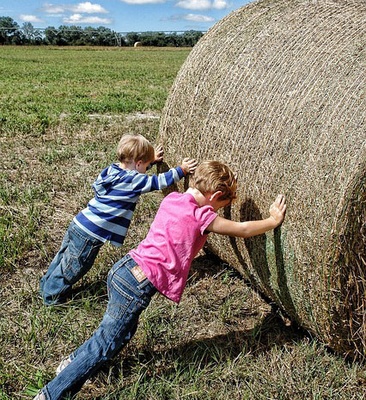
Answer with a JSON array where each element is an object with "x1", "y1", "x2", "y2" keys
[{"x1": 1, "y1": 0, "x2": 252, "y2": 33}]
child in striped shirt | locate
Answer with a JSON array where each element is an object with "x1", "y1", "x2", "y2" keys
[{"x1": 39, "y1": 133, "x2": 197, "y2": 305}]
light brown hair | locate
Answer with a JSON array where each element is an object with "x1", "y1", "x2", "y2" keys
[
  {"x1": 116, "y1": 134, "x2": 155, "y2": 163},
  {"x1": 190, "y1": 160, "x2": 237, "y2": 202}
]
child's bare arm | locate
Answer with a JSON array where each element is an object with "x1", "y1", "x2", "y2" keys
[
  {"x1": 180, "y1": 157, "x2": 198, "y2": 175},
  {"x1": 208, "y1": 194, "x2": 286, "y2": 237}
]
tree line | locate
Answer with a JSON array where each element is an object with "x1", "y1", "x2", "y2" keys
[{"x1": 0, "y1": 16, "x2": 204, "y2": 47}]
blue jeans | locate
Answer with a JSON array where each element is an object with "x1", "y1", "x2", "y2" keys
[
  {"x1": 40, "y1": 221, "x2": 103, "y2": 305},
  {"x1": 41, "y1": 254, "x2": 157, "y2": 400}
]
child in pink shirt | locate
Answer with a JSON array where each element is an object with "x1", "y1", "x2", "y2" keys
[{"x1": 34, "y1": 160, "x2": 286, "y2": 400}]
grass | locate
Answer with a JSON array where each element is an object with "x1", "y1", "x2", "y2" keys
[
  {"x1": 0, "y1": 46, "x2": 186, "y2": 136},
  {"x1": 1, "y1": 46, "x2": 366, "y2": 399}
]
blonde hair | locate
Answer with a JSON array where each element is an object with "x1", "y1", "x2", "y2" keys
[
  {"x1": 190, "y1": 160, "x2": 237, "y2": 202},
  {"x1": 116, "y1": 134, "x2": 155, "y2": 163}
]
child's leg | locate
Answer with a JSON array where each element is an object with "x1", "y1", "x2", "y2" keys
[
  {"x1": 40, "y1": 255, "x2": 156, "y2": 399},
  {"x1": 39, "y1": 228, "x2": 70, "y2": 293},
  {"x1": 40, "y1": 221, "x2": 103, "y2": 305}
]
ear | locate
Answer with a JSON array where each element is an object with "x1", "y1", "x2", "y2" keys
[{"x1": 209, "y1": 191, "x2": 223, "y2": 202}]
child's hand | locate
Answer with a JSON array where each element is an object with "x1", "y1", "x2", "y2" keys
[
  {"x1": 154, "y1": 145, "x2": 164, "y2": 163},
  {"x1": 181, "y1": 157, "x2": 198, "y2": 175},
  {"x1": 269, "y1": 194, "x2": 286, "y2": 226}
]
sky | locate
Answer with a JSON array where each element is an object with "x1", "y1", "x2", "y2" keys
[{"x1": 0, "y1": 0, "x2": 253, "y2": 34}]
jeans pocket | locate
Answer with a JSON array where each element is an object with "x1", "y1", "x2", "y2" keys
[
  {"x1": 63, "y1": 227, "x2": 102, "y2": 282},
  {"x1": 68, "y1": 225, "x2": 88, "y2": 258},
  {"x1": 81, "y1": 240, "x2": 102, "y2": 266},
  {"x1": 107, "y1": 286, "x2": 134, "y2": 320}
]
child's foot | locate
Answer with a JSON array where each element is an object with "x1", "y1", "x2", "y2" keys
[
  {"x1": 33, "y1": 391, "x2": 46, "y2": 400},
  {"x1": 56, "y1": 356, "x2": 92, "y2": 384},
  {"x1": 56, "y1": 356, "x2": 72, "y2": 375}
]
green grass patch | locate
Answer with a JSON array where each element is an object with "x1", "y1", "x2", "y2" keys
[{"x1": 0, "y1": 46, "x2": 190, "y2": 136}]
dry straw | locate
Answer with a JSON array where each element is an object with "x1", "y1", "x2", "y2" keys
[{"x1": 158, "y1": 0, "x2": 366, "y2": 358}]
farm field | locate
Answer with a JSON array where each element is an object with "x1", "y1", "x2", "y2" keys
[{"x1": 1, "y1": 46, "x2": 366, "y2": 399}]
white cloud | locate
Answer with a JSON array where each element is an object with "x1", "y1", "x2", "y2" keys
[
  {"x1": 176, "y1": 0, "x2": 228, "y2": 10},
  {"x1": 166, "y1": 13, "x2": 214, "y2": 22},
  {"x1": 212, "y1": 0, "x2": 228, "y2": 9},
  {"x1": 70, "y1": 2, "x2": 108, "y2": 14},
  {"x1": 42, "y1": 2, "x2": 108, "y2": 14},
  {"x1": 176, "y1": 0, "x2": 210, "y2": 10},
  {"x1": 63, "y1": 14, "x2": 112, "y2": 24},
  {"x1": 184, "y1": 13, "x2": 214, "y2": 22},
  {"x1": 42, "y1": 2, "x2": 111, "y2": 25},
  {"x1": 42, "y1": 3, "x2": 65, "y2": 14},
  {"x1": 19, "y1": 14, "x2": 44, "y2": 23},
  {"x1": 120, "y1": 0, "x2": 166, "y2": 3}
]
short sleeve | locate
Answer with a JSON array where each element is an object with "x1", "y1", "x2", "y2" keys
[{"x1": 195, "y1": 205, "x2": 217, "y2": 235}]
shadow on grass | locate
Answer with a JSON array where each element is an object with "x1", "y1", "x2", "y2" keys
[
  {"x1": 82, "y1": 254, "x2": 309, "y2": 398},
  {"x1": 68, "y1": 278, "x2": 108, "y2": 302},
  {"x1": 67, "y1": 252, "x2": 308, "y2": 358},
  {"x1": 89, "y1": 309, "x2": 308, "y2": 400}
]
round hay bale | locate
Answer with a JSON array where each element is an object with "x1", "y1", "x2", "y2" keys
[
  {"x1": 134, "y1": 41, "x2": 142, "y2": 47},
  {"x1": 158, "y1": 0, "x2": 366, "y2": 358}
]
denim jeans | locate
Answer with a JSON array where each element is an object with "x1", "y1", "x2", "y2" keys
[
  {"x1": 40, "y1": 221, "x2": 103, "y2": 305},
  {"x1": 41, "y1": 254, "x2": 157, "y2": 400}
]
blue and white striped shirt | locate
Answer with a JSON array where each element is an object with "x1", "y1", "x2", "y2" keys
[{"x1": 74, "y1": 163, "x2": 184, "y2": 247}]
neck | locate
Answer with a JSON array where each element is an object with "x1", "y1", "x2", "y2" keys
[
  {"x1": 186, "y1": 187, "x2": 209, "y2": 207},
  {"x1": 120, "y1": 161, "x2": 136, "y2": 171}
]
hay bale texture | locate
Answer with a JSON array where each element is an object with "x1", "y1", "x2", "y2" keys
[{"x1": 157, "y1": 0, "x2": 366, "y2": 358}]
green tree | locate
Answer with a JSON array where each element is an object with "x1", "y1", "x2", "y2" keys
[
  {"x1": 94, "y1": 26, "x2": 117, "y2": 46},
  {"x1": 125, "y1": 32, "x2": 140, "y2": 46},
  {"x1": 0, "y1": 16, "x2": 21, "y2": 45},
  {"x1": 83, "y1": 26, "x2": 97, "y2": 45},
  {"x1": 57, "y1": 25, "x2": 82, "y2": 45},
  {"x1": 44, "y1": 26, "x2": 58, "y2": 45},
  {"x1": 181, "y1": 30, "x2": 204, "y2": 47},
  {"x1": 22, "y1": 22, "x2": 43, "y2": 44}
]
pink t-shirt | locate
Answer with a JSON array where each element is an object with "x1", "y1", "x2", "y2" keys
[{"x1": 129, "y1": 191, "x2": 217, "y2": 303}]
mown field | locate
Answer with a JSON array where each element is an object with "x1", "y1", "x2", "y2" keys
[{"x1": 1, "y1": 46, "x2": 366, "y2": 400}]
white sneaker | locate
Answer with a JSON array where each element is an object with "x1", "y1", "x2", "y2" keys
[
  {"x1": 56, "y1": 356, "x2": 72, "y2": 375},
  {"x1": 56, "y1": 356, "x2": 92, "y2": 384},
  {"x1": 33, "y1": 391, "x2": 46, "y2": 400}
]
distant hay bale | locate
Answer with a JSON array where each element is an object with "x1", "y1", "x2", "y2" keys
[
  {"x1": 134, "y1": 41, "x2": 142, "y2": 47},
  {"x1": 158, "y1": 0, "x2": 366, "y2": 358}
]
